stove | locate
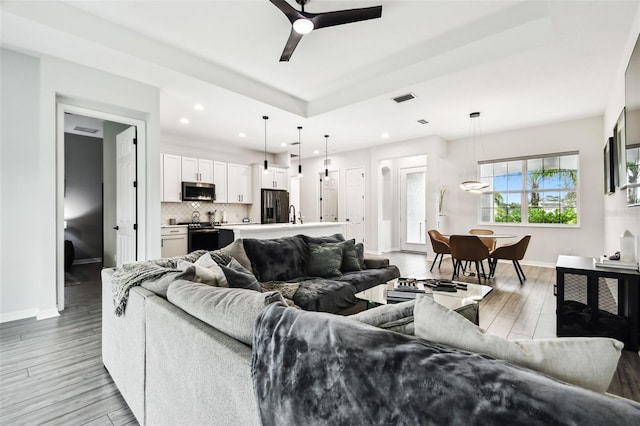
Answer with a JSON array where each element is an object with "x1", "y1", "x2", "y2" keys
[
  {"x1": 178, "y1": 222, "x2": 219, "y2": 251},
  {"x1": 178, "y1": 222, "x2": 216, "y2": 230}
]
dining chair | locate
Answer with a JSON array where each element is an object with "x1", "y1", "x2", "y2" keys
[
  {"x1": 427, "y1": 230, "x2": 453, "y2": 272},
  {"x1": 489, "y1": 235, "x2": 531, "y2": 284},
  {"x1": 449, "y1": 235, "x2": 490, "y2": 285},
  {"x1": 469, "y1": 228, "x2": 496, "y2": 251}
]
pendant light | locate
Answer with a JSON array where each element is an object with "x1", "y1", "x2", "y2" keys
[
  {"x1": 460, "y1": 112, "x2": 489, "y2": 193},
  {"x1": 297, "y1": 126, "x2": 303, "y2": 177},
  {"x1": 324, "y1": 134, "x2": 329, "y2": 177},
  {"x1": 262, "y1": 115, "x2": 269, "y2": 172}
]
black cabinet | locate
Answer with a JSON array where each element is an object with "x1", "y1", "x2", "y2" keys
[{"x1": 555, "y1": 255, "x2": 640, "y2": 350}]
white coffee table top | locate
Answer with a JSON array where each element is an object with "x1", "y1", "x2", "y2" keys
[{"x1": 355, "y1": 278, "x2": 492, "y2": 311}]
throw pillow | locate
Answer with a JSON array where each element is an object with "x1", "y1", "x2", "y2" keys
[
  {"x1": 177, "y1": 253, "x2": 228, "y2": 287},
  {"x1": 140, "y1": 268, "x2": 196, "y2": 298},
  {"x1": 339, "y1": 239, "x2": 362, "y2": 272},
  {"x1": 177, "y1": 260, "x2": 217, "y2": 285},
  {"x1": 220, "y1": 258, "x2": 262, "y2": 292},
  {"x1": 220, "y1": 239, "x2": 253, "y2": 273},
  {"x1": 307, "y1": 244, "x2": 343, "y2": 277},
  {"x1": 167, "y1": 280, "x2": 286, "y2": 346},
  {"x1": 413, "y1": 295, "x2": 623, "y2": 393},
  {"x1": 302, "y1": 233, "x2": 345, "y2": 245},
  {"x1": 195, "y1": 252, "x2": 229, "y2": 287},
  {"x1": 354, "y1": 243, "x2": 366, "y2": 269}
]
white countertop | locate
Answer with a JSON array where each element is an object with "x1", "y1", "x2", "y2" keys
[{"x1": 217, "y1": 222, "x2": 345, "y2": 231}]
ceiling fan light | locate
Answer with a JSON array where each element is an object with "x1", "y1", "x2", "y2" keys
[{"x1": 293, "y1": 18, "x2": 314, "y2": 34}]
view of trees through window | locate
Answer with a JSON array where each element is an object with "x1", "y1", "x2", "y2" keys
[{"x1": 479, "y1": 153, "x2": 578, "y2": 225}]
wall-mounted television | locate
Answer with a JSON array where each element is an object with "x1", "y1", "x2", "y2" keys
[{"x1": 623, "y1": 34, "x2": 640, "y2": 205}]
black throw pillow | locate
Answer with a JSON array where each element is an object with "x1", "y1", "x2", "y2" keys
[
  {"x1": 220, "y1": 258, "x2": 262, "y2": 292},
  {"x1": 354, "y1": 243, "x2": 366, "y2": 269},
  {"x1": 338, "y1": 239, "x2": 361, "y2": 272},
  {"x1": 307, "y1": 244, "x2": 343, "y2": 277}
]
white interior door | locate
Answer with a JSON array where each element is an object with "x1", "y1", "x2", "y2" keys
[
  {"x1": 320, "y1": 171, "x2": 339, "y2": 222},
  {"x1": 345, "y1": 168, "x2": 365, "y2": 245},
  {"x1": 116, "y1": 126, "x2": 137, "y2": 266},
  {"x1": 400, "y1": 166, "x2": 427, "y2": 252}
]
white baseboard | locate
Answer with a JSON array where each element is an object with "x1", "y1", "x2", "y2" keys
[
  {"x1": 36, "y1": 308, "x2": 60, "y2": 320},
  {"x1": 73, "y1": 257, "x2": 102, "y2": 265},
  {"x1": 0, "y1": 308, "x2": 38, "y2": 323}
]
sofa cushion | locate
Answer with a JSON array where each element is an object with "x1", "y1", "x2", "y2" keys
[
  {"x1": 220, "y1": 258, "x2": 261, "y2": 292},
  {"x1": 333, "y1": 265, "x2": 401, "y2": 292},
  {"x1": 307, "y1": 244, "x2": 343, "y2": 277},
  {"x1": 252, "y1": 303, "x2": 640, "y2": 426},
  {"x1": 243, "y1": 236, "x2": 310, "y2": 282},
  {"x1": 301, "y1": 233, "x2": 345, "y2": 245},
  {"x1": 167, "y1": 280, "x2": 285, "y2": 346},
  {"x1": 292, "y1": 278, "x2": 357, "y2": 313},
  {"x1": 354, "y1": 243, "x2": 365, "y2": 269},
  {"x1": 220, "y1": 239, "x2": 253, "y2": 273},
  {"x1": 349, "y1": 300, "x2": 416, "y2": 334},
  {"x1": 414, "y1": 295, "x2": 623, "y2": 393},
  {"x1": 141, "y1": 268, "x2": 196, "y2": 298}
]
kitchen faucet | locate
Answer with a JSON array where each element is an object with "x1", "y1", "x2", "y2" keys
[{"x1": 289, "y1": 205, "x2": 296, "y2": 224}]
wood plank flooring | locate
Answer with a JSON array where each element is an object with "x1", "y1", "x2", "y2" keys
[{"x1": 1, "y1": 254, "x2": 638, "y2": 426}]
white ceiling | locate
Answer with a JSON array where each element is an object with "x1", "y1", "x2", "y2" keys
[{"x1": 1, "y1": 0, "x2": 638, "y2": 158}]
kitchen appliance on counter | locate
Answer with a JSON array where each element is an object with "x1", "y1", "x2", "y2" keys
[
  {"x1": 261, "y1": 189, "x2": 289, "y2": 224},
  {"x1": 182, "y1": 182, "x2": 215, "y2": 202}
]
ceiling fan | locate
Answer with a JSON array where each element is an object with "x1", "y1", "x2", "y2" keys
[{"x1": 269, "y1": 0, "x2": 383, "y2": 62}]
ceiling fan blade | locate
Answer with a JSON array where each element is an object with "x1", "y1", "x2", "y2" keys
[
  {"x1": 269, "y1": 0, "x2": 304, "y2": 24},
  {"x1": 310, "y1": 5, "x2": 382, "y2": 30},
  {"x1": 280, "y1": 28, "x2": 304, "y2": 62}
]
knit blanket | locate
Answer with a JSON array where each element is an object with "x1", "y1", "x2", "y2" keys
[
  {"x1": 252, "y1": 303, "x2": 640, "y2": 426},
  {"x1": 110, "y1": 250, "x2": 208, "y2": 316}
]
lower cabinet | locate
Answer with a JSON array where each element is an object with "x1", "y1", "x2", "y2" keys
[{"x1": 161, "y1": 227, "x2": 188, "y2": 257}]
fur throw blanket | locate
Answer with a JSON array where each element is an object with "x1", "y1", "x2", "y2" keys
[
  {"x1": 252, "y1": 303, "x2": 640, "y2": 426},
  {"x1": 110, "y1": 250, "x2": 210, "y2": 315}
]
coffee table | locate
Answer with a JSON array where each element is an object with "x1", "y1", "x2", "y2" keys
[{"x1": 355, "y1": 279, "x2": 492, "y2": 324}]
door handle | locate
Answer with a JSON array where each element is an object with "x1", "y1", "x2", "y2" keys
[{"x1": 113, "y1": 226, "x2": 119, "y2": 230}]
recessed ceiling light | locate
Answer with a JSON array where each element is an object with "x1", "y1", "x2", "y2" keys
[
  {"x1": 313, "y1": 150, "x2": 319, "y2": 154},
  {"x1": 381, "y1": 132, "x2": 390, "y2": 138},
  {"x1": 193, "y1": 104, "x2": 204, "y2": 111},
  {"x1": 238, "y1": 132, "x2": 246, "y2": 138},
  {"x1": 280, "y1": 143, "x2": 287, "y2": 147},
  {"x1": 180, "y1": 117, "x2": 190, "y2": 124}
]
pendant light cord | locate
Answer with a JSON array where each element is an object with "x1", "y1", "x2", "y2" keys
[
  {"x1": 324, "y1": 134, "x2": 329, "y2": 177},
  {"x1": 263, "y1": 115, "x2": 269, "y2": 170},
  {"x1": 297, "y1": 126, "x2": 302, "y2": 176}
]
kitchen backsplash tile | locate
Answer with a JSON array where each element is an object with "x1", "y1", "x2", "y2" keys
[{"x1": 161, "y1": 202, "x2": 250, "y2": 225}]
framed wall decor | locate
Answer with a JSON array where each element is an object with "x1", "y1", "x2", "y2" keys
[
  {"x1": 614, "y1": 108, "x2": 626, "y2": 188},
  {"x1": 604, "y1": 136, "x2": 615, "y2": 194}
]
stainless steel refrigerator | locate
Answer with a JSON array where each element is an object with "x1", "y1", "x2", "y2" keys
[{"x1": 261, "y1": 189, "x2": 289, "y2": 224}]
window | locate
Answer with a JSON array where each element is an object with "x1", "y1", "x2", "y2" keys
[{"x1": 479, "y1": 152, "x2": 578, "y2": 225}]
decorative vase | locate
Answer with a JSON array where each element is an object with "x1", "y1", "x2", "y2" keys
[{"x1": 620, "y1": 229, "x2": 636, "y2": 263}]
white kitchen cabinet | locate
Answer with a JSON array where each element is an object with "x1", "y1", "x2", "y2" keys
[
  {"x1": 161, "y1": 153, "x2": 182, "y2": 202},
  {"x1": 161, "y1": 226, "x2": 188, "y2": 257},
  {"x1": 181, "y1": 156, "x2": 213, "y2": 183},
  {"x1": 228, "y1": 163, "x2": 252, "y2": 204},
  {"x1": 260, "y1": 166, "x2": 288, "y2": 190},
  {"x1": 213, "y1": 161, "x2": 227, "y2": 203}
]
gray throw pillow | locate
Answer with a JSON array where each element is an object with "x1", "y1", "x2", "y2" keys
[
  {"x1": 220, "y1": 239, "x2": 253, "y2": 273},
  {"x1": 220, "y1": 258, "x2": 262, "y2": 292},
  {"x1": 354, "y1": 243, "x2": 366, "y2": 269},
  {"x1": 339, "y1": 239, "x2": 361, "y2": 272},
  {"x1": 307, "y1": 244, "x2": 343, "y2": 277}
]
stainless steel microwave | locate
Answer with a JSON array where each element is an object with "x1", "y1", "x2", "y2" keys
[{"x1": 182, "y1": 182, "x2": 216, "y2": 202}]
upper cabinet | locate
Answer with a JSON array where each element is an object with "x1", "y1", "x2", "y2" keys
[
  {"x1": 181, "y1": 156, "x2": 213, "y2": 183},
  {"x1": 260, "y1": 166, "x2": 288, "y2": 190},
  {"x1": 213, "y1": 161, "x2": 227, "y2": 203},
  {"x1": 161, "y1": 153, "x2": 182, "y2": 202},
  {"x1": 228, "y1": 163, "x2": 252, "y2": 204}
]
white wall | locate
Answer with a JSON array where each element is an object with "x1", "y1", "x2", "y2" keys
[
  {"x1": 0, "y1": 49, "x2": 161, "y2": 321},
  {"x1": 603, "y1": 12, "x2": 640, "y2": 258},
  {"x1": 443, "y1": 116, "x2": 605, "y2": 265},
  {"x1": 0, "y1": 49, "x2": 41, "y2": 322}
]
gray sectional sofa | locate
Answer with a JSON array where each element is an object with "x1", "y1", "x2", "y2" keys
[{"x1": 102, "y1": 235, "x2": 640, "y2": 425}]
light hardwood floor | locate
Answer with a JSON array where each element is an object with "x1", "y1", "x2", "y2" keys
[{"x1": 1, "y1": 254, "x2": 638, "y2": 426}]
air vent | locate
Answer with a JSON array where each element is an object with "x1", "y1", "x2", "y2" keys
[
  {"x1": 74, "y1": 126, "x2": 99, "y2": 134},
  {"x1": 392, "y1": 93, "x2": 416, "y2": 103},
  {"x1": 417, "y1": 119, "x2": 429, "y2": 125}
]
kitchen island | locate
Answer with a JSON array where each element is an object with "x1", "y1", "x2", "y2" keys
[{"x1": 217, "y1": 222, "x2": 346, "y2": 240}]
